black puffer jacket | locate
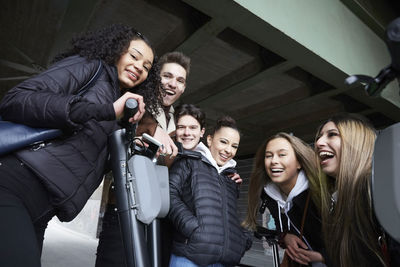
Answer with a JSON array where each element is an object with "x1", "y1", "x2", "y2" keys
[
  {"x1": 168, "y1": 150, "x2": 252, "y2": 266},
  {"x1": 0, "y1": 55, "x2": 120, "y2": 221}
]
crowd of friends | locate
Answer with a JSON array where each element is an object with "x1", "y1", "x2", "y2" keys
[{"x1": 0, "y1": 23, "x2": 399, "y2": 267}]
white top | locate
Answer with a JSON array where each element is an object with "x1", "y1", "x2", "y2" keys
[
  {"x1": 264, "y1": 170, "x2": 309, "y2": 233},
  {"x1": 194, "y1": 142, "x2": 237, "y2": 174},
  {"x1": 155, "y1": 106, "x2": 175, "y2": 134}
]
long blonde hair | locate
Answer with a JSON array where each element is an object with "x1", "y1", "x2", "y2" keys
[
  {"x1": 243, "y1": 132, "x2": 319, "y2": 230},
  {"x1": 316, "y1": 113, "x2": 385, "y2": 267}
]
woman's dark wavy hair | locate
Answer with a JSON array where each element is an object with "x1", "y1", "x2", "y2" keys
[{"x1": 53, "y1": 24, "x2": 161, "y2": 115}]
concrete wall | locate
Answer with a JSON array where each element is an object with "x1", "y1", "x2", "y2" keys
[{"x1": 233, "y1": 0, "x2": 400, "y2": 106}]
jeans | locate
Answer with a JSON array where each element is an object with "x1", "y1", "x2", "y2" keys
[
  {"x1": 169, "y1": 254, "x2": 224, "y2": 267},
  {"x1": 95, "y1": 204, "x2": 126, "y2": 267}
]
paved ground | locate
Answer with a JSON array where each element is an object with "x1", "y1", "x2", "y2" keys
[
  {"x1": 42, "y1": 219, "x2": 98, "y2": 267},
  {"x1": 40, "y1": 218, "x2": 277, "y2": 267}
]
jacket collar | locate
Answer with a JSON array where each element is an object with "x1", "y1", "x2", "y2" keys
[
  {"x1": 155, "y1": 106, "x2": 175, "y2": 134},
  {"x1": 264, "y1": 170, "x2": 309, "y2": 213},
  {"x1": 194, "y1": 142, "x2": 236, "y2": 174},
  {"x1": 264, "y1": 170, "x2": 309, "y2": 232}
]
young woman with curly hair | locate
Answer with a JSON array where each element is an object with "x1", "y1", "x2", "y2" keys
[
  {"x1": 53, "y1": 23, "x2": 161, "y2": 115},
  {"x1": 243, "y1": 132, "x2": 325, "y2": 266},
  {"x1": 0, "y1": 24, "x2": 162, "y2": 267},
  {"x1": 315, "y1": 113, "x2": 400, "y2": 267}
]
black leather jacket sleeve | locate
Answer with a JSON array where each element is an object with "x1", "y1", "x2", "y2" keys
[{"x1": 168, "y1": 158, "x2": 200, "y2": 238}]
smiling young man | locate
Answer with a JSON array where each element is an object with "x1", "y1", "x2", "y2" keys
[
  {"x1": 155, "y1": 51, "x2": 190, "y2": 134},
  {"x1": 135, "y1": 52, "x2": 191, "y2": 157}
]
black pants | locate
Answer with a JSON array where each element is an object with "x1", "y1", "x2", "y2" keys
[
  {"x1": 95, "y1": 204, "x2": 173, "y2": 267},
  {"x1": 0, "y1": 154, "x2": 54, "y2": 267},
  {"x1": 95, "y1": 204, "x2": 127, "y2": 267}
]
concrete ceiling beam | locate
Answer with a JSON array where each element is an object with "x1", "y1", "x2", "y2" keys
[
  {"x1": 197, "y1": 61, "x2": 296, "y2": 106},
  {"x1": 183, "y1": 0, "x2": 400, "y2": 110},
  {"x1": 176, "y1": 18, "x2": 227, "y2": 55},
  {"x1": 181, "y1": 57, "x2": 265, "y2": 104},
  {"x1": 340, "y1": 0, "x2": 398, "y2": 39},
  {"x1": 0, "y1": 59, "x2": 40, "y2": 74}
]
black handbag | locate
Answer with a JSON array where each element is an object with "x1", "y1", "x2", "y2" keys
[{"x1": 0, "y1": 60, "x2": 103, "y2": 156}]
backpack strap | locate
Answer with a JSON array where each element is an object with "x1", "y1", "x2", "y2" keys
[
  {"x1": 259, "y1": 189, "x2": 269, "y2": 214},
  {"x1": 299, "y1": 191, "x2": 311, "y2": 235},
  {"x1": 76, "y1": 60, "x2": 103, "y2": 96}
]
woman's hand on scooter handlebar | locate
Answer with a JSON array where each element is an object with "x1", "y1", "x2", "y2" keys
[
  {"x1": 153, "y1": 126, "x2": 178, "y2": 158},
  {"x1": 113, "y1": 92, "x2": 145, "y2": 123}
]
